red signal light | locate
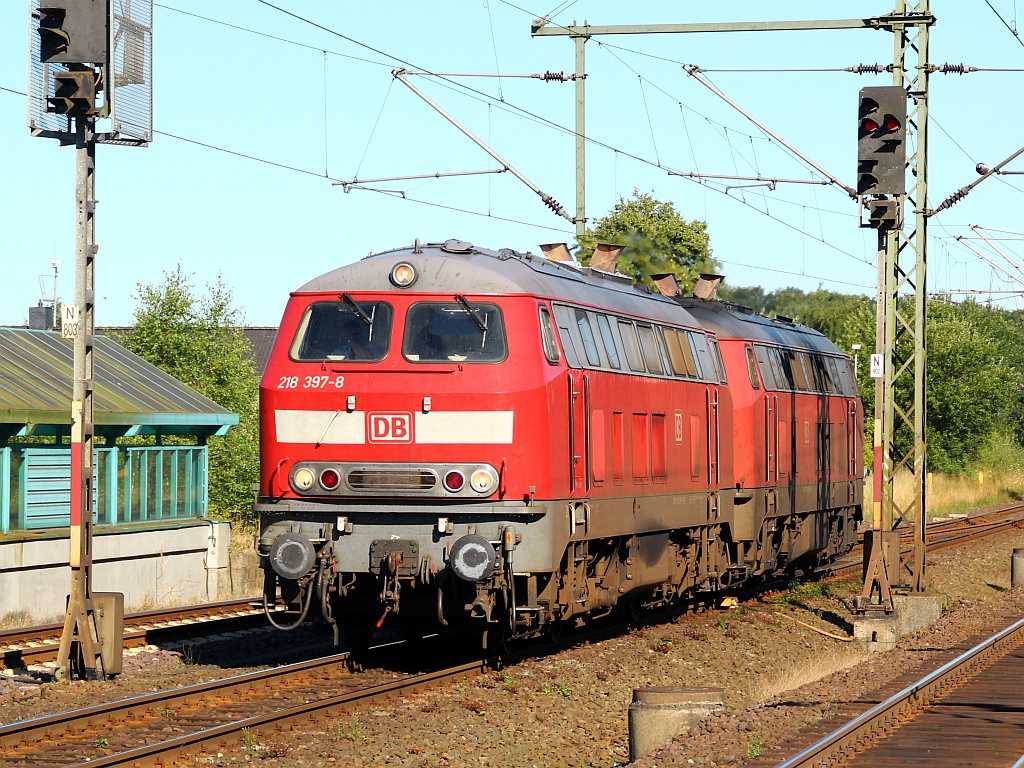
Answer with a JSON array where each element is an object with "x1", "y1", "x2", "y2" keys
[
  {"x1": 319, "y1": 468, "x2": 341, "y2": 490},
  {"x1": 885, "y1": 116, "x2": 901, "y2": 131},
  {"x1": 443, "y1": 470, "x2": 465, "y2": 492},
  {"x1": 863, "y1": 118, "x2": 879, "y2": 132}
]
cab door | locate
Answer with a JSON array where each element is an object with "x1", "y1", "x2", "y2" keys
[
  {"x1": 764, "y1": 393, "x2": 779, "y2": 484},
  {"x1": 568, "y1": 371, "x2": 590, "y2": 496},
  {"x1": 846, "y1": 398, "x2": 859, "y2": 477},
  {"x1": 707, "y1": 386, "x2": 721, "y2": 486}
]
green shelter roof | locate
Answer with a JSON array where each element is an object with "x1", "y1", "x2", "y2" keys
[{"x1": 0, "y1": 329, "x2": 238, "y2": 441}]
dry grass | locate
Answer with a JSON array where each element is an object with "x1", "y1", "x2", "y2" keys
[
  {"x1": 0, "y1": 610, "x2": 32, "y2": 631},
  {"x1": 752, "y1": 649, "x2": 866, "y2": 702},
  {"x1": 230, "y1": 524, "x2": 259, "y2": 552},
  {"x1": 864, "y1": 469, "x2": 1024, "y2": 520}
]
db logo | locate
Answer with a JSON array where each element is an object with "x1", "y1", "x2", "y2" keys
[{"x1": 368, "y1": 412, "x2": 413, "y2": 443}]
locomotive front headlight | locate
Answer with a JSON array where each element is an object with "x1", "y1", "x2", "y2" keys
[
  {"x1": 470, "y1": 466, "x2": 498, "y2": 494},
  {"x1": 390, "y1": 261, "x2": 417, "y2": 288},
  {"x1": 293, "y1": 467, "x2": 315, "y2": 491}
]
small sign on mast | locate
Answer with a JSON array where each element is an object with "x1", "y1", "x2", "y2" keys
[{"x1": 62, "y1": 303, "x2": 80, "y2": 339}]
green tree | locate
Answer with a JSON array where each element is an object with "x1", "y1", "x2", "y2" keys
[
  {"x1": 120, "y1": 265, "x2": 259, "y2": 525},
  {"x1": 911, "y1": 300, "x2": 1021, "y2": 472},
  {"x1": 576, "y1": 189, "x2": 719, "y2": 292}
]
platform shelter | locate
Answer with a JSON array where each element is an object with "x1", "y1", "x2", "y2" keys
[{"x1": 0, "y1": 328, "x2": 245, "y2": 623}]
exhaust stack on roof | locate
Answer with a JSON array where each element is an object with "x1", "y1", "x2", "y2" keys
[
  {"x1": 589, "y1": 243, "x2": 624, "y2": 273},
  {"x1": 539, "y1": 242, "x2": 572, "y2": 262},
  {"x1": 650, "y1": 274, "x2": 681, "y2": 298},
  {"x1": 693, "y1": 274, "x2": 724, "y2": 300}
]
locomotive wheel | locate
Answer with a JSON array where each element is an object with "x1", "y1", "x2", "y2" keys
[{"x1": 546, "y1": 615, "x2": 563, "y2": 644}]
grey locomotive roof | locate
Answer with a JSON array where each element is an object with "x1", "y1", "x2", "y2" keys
[
  {"x1": 680, "y1": 299, "x2": 841, "y2": 354},
  {"x1": 299, "y1": 239, "x2": 842, "y2": 354},
  {"x1": 298, "y1": 240, "x2": 702, "y2": 328}
]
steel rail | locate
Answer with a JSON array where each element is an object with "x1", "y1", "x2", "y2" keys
[
  {"x1": 0, "y1": 597, "x2": 266, "y2": 671},
  {"x1": 776, "y1": 616, "x2": 1024, "y2": 768},
  {"x1": 0, "y1": 648, "x2": 484, "y2": 767}
]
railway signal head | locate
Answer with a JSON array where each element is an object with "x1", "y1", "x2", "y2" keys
[
  {"x1": 47, "y1": 69, "x2": 96, "y2": 116},
  {"x1": 35, "y1": 0, "x2": 109, "y2": 65},
  {"x1": 857, "y1": 86, "x2": 907, "y2": 196},
  {"x1": 866, "y1": 199, "x2": 901, "y2": 230}
]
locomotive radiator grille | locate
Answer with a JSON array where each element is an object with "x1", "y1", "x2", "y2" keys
[{"x1": 347, "y1": 468, "x2": 437, "y2": 491}]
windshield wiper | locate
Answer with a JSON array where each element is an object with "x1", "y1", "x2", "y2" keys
[
  {"x1": 455, "y1": 294, "x2": 488, "y2": 348},
  {"x1": 342, "y1": 294, "x2": 375, "y2": 341}
]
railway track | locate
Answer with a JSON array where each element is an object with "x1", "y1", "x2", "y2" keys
[
  {"x1": 0, "y1": 598, "x2": 267, "y2": 672},
  {"x1": 4, "y1": 504, "x2": 1022, "y2": 673},
  {"x1": 827, "y1": 502, "x2": 1024, "y2": 579},
  {"x1": 0, "y1": 645, "x2": 484, "y2": 768},
  {"x1": 757, "y1": 615, "x2": 1024, "y2": 768}
]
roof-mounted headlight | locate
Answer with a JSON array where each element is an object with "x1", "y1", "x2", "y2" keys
[{"x1": 390, "y1": 262, "x2": 417, "y2": 288}]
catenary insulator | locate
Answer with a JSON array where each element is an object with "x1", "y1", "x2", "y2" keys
[
  {"x1": 936, "y1": 63, "x2": 976, "y2": 75},
  {"x1": 846, "y1": 63, "x2": 886, "y2": 74}
]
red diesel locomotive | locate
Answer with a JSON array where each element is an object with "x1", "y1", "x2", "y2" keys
[{"x1": 256, "y1": 239, "x2": 863, "y2": 647}]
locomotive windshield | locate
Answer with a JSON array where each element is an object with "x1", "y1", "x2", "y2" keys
[
  {"x1": 290, "y1": 299, "x2": 393, "y2": 361},
  {"x1": 403, "y1": 301, "x2": 507, "y2": 363}
]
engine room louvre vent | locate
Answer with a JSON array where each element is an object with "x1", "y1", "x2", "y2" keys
[{"x1": 347, "y1": 469, "x2": 437, "y2": 491}]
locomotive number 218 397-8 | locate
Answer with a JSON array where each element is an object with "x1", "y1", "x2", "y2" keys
[{"x1": 277, "y1": 375, "x2": 345, "y2": 389}]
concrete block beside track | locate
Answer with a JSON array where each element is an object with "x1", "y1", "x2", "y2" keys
[{"x1": 854, "y1": 593, "x2": 945, "y2": 652}]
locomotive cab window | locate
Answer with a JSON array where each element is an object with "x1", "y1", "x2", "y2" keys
[
  {"x1": 539, "y1": 306, "x2": 561, "y2": 365},
  {"x1": 291, "y1": 299, "x2": 393, "y2": 362},
  {"x1": 404, "y1": 301, "x2": 507, "y2": 363},
  {"x1": 745, "y1": 345, "x2": 761, "y2": 390}
]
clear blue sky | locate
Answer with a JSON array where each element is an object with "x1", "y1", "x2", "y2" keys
[{"x1": 3, "y1": 1, "x2": 1023, "y2": 328}]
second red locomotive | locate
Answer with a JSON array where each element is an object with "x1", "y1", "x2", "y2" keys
[{"x1": 256, "y1": 239, "x2": 863, "y2": 647}]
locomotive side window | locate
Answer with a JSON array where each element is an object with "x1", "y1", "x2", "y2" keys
[
  {"x1": 745, "y1": 345, "x2": 761, "y2": 390},
  {"x1": 690, "y1": 333, "x2": 714, "y2": 381},
  {"x1": 575, "y1": 310, "x2": 603, "y2": 366},
  {"x1": 816, "y1": 356, "x2": 836, "y2": 393},
  {"x1": 595, "y1": 314, "x2": 621, "y2": 369},
  {"x1": 709, "y1": 338, "x2": 728, "y2": 383},
  {"x1": 789, "y1": 351, "x2": 810, "y2": 391},
  {"x1": 799, "y1": 353, "x2": 817, "y2": 391},
  {"x1": 753, "y1": 344, "x2": 777, "y2": 389},
  {"x1": 551, "y1": 305, "x2": 582, "y2": 368},
  {"x1": 618, "y1": 321, "x2": 646, "y2": 373},
  {"x1": 403, "y1": 301, "x2": 507, "y2": 363},
  {"x1": 654, "y1": 329, "x2": 675, "y2": 376},
  {"x1": 539, "y1": 306, "x2": 561, "y2": 365},
  {"x1": 826, "y1": 357, "x2": 844, "y2": 394},
  {"x1": 836, "y1": 357, "x2": 856, "y2": 395},
  {"x1": 769, "y1": 348, "x2": 787, "y2": 389},
  {"x1": 636, "y1": 324, "x2": 664, "y2": 375},
  {"x1": 291, "y1": 299, "x2": 393, "y2": 362},
  {"x1": 661, "y1": 328, "x2": 689, "y2": 377},
  {"x1": 685, "y1": 332, "x2": 704, "y2": 379}
]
